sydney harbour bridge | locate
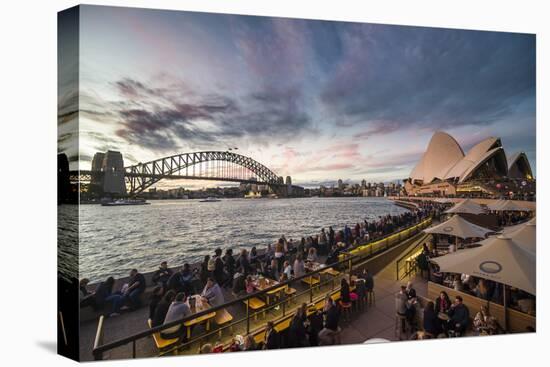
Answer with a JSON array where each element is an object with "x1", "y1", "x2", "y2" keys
[{"x1": 71, "y1": 150, "x2": 303, "y2": 197}]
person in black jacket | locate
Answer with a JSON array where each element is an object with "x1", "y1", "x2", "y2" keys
[
  {"x1": 423, "y1": 301, "x2": 440, "y2": 337},
  {"x1": 223, "y1": 249, "x2": 236, "y2": 287},
  {"x1": 94, "y1": 276, "x2": 123, "y2": 316},
  {"x1": 151, "y1": 290, "x2": 176, "y2": 327},
  {"x1": 152, "y1": 262, "x2": 173, "y2": 290},
  {"x1": 340, "y1": 278, "x2": 351, "y2": 304},
  {"x1": 447, "y1": 296, "x2": 470, "y2": 336},
  {"x1": 213, "y1": 248, "x2": 226, "y2": 285},
  {"x1": 149, "y1": 286, "x2": 164, "y2": 320},
  {"x1": 288, "y1": 306, "x2": 308, "y2": 348},
  {"x1": 264, "y1": 321, "x2": 280, "y2": 349},
  {"x1": 121, "y1": 269, "x2": 146, "y2": 310}
]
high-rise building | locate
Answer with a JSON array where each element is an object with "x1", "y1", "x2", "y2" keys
[{"x1": 337, "y1": 179, "x2": 343, "y2": 190}]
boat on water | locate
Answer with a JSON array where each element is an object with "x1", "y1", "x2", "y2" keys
[
  {"x1": 199, "y1": 197, "x2": 221, "y2": 202},
  {"x1": 101, "y1": 199, "x2": 150, "y2": 206}
]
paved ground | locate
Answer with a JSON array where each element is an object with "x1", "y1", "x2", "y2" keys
[{"x1": 339, "y1": 261, "x2": 427, "y2": 344}]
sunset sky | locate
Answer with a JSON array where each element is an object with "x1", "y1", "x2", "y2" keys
[{"x1": 58, "y1": 5, "x2": 536, "y2": 188}]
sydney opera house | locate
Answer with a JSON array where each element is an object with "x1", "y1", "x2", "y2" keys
[{"x1": 404, "y1": 132, "x2": 534, "y2": 197}]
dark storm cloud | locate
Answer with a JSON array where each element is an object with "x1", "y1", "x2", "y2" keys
[
  {"x1": 110, "y1": 78, "x2": 313, "y2": 152},
  {"x1": 321, "y1": 24, "x2": 535, "y2": 135}
]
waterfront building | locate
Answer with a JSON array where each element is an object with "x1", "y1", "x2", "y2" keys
[{"x1": 404, "y1": 132, "x2": 534, "y2": 197}]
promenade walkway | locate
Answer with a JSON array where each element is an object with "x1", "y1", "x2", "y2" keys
[{"x1": 339, "y1": 260, "x2": 427, "y2": 344}]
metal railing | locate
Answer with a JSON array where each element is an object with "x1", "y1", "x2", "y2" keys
[
  {"x1": 92, "y1": 218, "x2": 432, "y2": 360},
  {"x1": 395, "y1": 233, "x2": 431, "y2": 280}
]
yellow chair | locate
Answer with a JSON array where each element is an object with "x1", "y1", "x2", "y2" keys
[
  {"x1": 147, "y1": 319, "x2": 179, "y2": 355},
  {"x1": 214, "y1": 309, "x2": 234, "y2": 338},
  {"x1": 244, "y1": 297, "x2": 266, "y2": 320}
]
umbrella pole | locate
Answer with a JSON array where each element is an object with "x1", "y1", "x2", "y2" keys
[{"x1": 502, "y1": 283, "x2": 508, "y2": 332}]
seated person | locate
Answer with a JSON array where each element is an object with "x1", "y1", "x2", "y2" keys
[
  {"x1": 201, "y1": 277, "x2": 224, "y2": 307},
  {"x1": 79, "y1": 278, "x2": 97, "y2": 310},
  {"x1": 447, "y1": 295, "x2": 470, "y2": 336},
  {"x1": 161, "y1": 292, "x2": 191, "y2": 340},
  {"x1": 245, "y1": 275, "x2": 255, "y2": 294},
  {"x1": 422, "y1": 301, "x2": 440, "y2": 336},
  {"x1": 232, "y1": 272, "x2": 246, "y2": 296},
  {"x1": 151, "y1": 290, "x2": 176, "y2": 327},
  {"x1": 152, "y1": 261, "x2": 173, "y2": 289},
  {"x1": 473, "y1": 305, "x2": 498, "y2": 335},
  {"x1": 434, "y1": 291, "x2": 451, "y2": 314},
  {"x1": 121, "y1": 269, "x2": 146, "y2": 310}
]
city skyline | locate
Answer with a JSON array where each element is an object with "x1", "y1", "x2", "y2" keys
[{"x1": 58, "y1": 5, "x2": 536, "y2": 189}]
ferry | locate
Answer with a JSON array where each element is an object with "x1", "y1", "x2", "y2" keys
[
  {"x1": 199, "y1": 197, "x2": 221, "y2": 202},
  {"x1": 101, "y1": 199, "x2": 150, "y2": 206}
]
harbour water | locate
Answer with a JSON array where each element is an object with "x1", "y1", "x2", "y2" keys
[{"x1": 76, "y1": 197, "x2": 408, "y2": 281}]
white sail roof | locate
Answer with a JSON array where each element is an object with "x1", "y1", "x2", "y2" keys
[{"x1": 409, "y1": 131, "x2": 464, "y2": 183}]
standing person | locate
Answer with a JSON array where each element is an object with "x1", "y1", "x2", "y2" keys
[
  {"x1": 395, "y1": 285, "x2": 409, "y2": 333},
  {"x1": 200, "y1": 255, "x2": 211, "y2": 285},
  {"x1": 121, "y1": 269, "x2": 146, "y2": 310},
  {"x1": 213, "y1": 248, "x2": 226, "y2": 286},
  {"x1": 274, "y1": 239, "x2": 285, "y2": 271},
  {"x1": 288, "y1": 306, "x2": 308, "y2": 348},
  {"x1": 223, "y1": 249, "x2": 236, "y2": 286},
  {"x1": 152, "y1": 261, "x2": 173, "y2": 290},
  {"x1": 363, "y1": 268, "x2": 374, "y2": 294},
  {"x1": 238, "y1": 249, "x2": 253, "y2": 276},
  {"x1": 318, "y1": 229, "x2": 328, "y2": 255},
  {"x1": 319, "y1": 296, "x2": 341, "y2": 345},
  {"x1": 264, "y1": 321, "x2": 280, "y2": 349},
  {"x1": 265, "y1": 258, "x2": 279, "y2": 280},
  {"x1": 328, "y1": 227, "x2": 335, "y2": 247},
  {"x1": 293, "y1": 254, "x2": 305, "y2": 278},
  {"x1": 149, "y1": 286, "x2": 164, "y2": 320}
]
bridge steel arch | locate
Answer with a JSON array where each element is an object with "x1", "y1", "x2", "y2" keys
[{"x1": 125, "y1": 151, "x2": 283, "y2": 195}]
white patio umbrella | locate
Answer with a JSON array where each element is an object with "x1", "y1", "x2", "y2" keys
[
  {"x1": 431, "y1": 235, "x2": 536, "y2": 331},
  {"x1": 504, "y1": 222, "x2": 536, "y2": 254},
  {"x1": 487, "y1": 200, "x2": 533, "y2": 212},
  {"x1": 424, "y1": 215, "x2": 493, "y2": 239},
  {"x1": 445, "y1": 199, "x2": 485, "y2": 215},
  {"x1": 431, "y1": 235, "x2": 536, "y2": 295}
]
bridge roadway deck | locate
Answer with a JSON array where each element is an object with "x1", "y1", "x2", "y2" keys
[{"x1": 79, "y1": 245, "x2": 428, "y2": 361}]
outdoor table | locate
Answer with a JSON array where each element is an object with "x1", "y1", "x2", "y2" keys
[
  {"x1": 183, "y1": 295, "x2": 216, "y2": 339},
  {"x1": 251, "y1": 275, "x2": 283, "y2": 304}
]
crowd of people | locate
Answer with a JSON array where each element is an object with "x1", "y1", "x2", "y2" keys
[
  {"x1": 77, "y1": 204, "x2": 437, "y2": 354},
  {"x1": 79, "y1": 204, "x2": 430, "y2": 316}
]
